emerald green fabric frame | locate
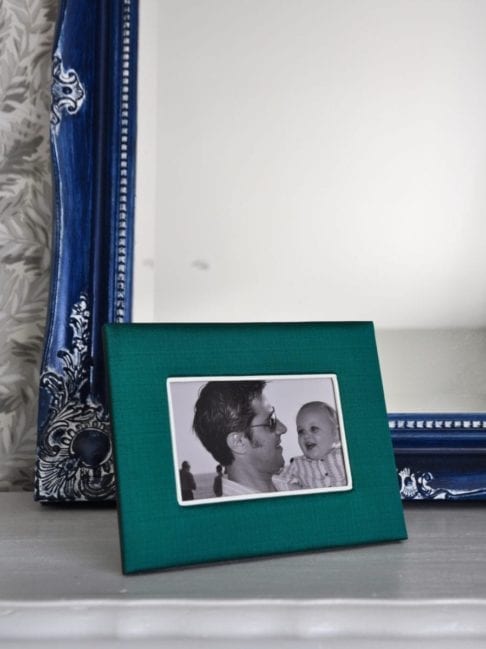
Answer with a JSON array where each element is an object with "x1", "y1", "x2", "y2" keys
[{"x1": 104, "y1": 322, "x2": 406, "y2": 573}]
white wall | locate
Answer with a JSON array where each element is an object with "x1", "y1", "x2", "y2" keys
[
  {"x1": 134, "y1": 0, "x2": 486, "y2": 412},
  {"x1": 135, "y1": 0, "x2": 486, "y2": 328}
]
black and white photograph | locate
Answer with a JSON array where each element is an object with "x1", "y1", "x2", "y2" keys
[{"x1": 167, "y1": 374, "x2": 352, "y2": 506}]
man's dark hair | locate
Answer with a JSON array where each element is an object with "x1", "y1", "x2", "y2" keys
[{"x1": 193, "y1": 381, "x2": 266, "y2": 466}]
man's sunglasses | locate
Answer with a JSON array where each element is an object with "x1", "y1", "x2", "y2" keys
[{"x1": 249, "y1": 408, "x2": 279, "y2": 433}]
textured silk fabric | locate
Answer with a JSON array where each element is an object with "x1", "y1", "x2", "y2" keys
[{"x1": 104, "y1": 322, "x2": 407, "y2": 573}]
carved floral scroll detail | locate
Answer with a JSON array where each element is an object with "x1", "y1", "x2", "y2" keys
[
  {"x1": 36, "y1": 294, "x2": 115, "y2": 501},
  {"x1": 50, "y1": 54, "x2": 85, "y2": 130}
]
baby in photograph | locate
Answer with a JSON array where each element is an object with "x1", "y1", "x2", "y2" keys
[{"x1": 272, "y1": 401, "x2": 347, "y2": 491}]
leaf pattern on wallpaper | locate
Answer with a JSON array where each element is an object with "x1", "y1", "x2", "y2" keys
[{"x1": 0, "y1": 0, "x2": 58, "y2": 491}]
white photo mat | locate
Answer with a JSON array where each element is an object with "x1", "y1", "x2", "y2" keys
[{"x1": 167, "y1": 374, "x2": 353, "y2": 506}]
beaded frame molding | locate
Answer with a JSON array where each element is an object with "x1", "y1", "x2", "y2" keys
[
  {"x1": 35, "y1": 0, "x2": 137, "y2": 501},
  {"x1": 35, "y1": 0, "x2": 485, "y2": 501}
]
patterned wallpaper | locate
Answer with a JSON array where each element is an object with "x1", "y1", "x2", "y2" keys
[{"x1": 0, "y1": 0, "x2": 58, "y2": 490}]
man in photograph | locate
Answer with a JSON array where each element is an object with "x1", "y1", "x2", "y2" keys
[{"x1": 193, "y1": 381, "x2": 287, "y2": 495}]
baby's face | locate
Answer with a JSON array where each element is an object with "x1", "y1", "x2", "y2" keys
[{"x1": 297, "y1": 408, "x2": 337, "y2": 460}]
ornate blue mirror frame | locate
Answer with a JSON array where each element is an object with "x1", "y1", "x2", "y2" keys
[
  {"x1": 36, "y1": 0, "x2": 486, "y2": 502},
  {"x1": 35, "y1": 0, "x2": 137, "y2": 501}
]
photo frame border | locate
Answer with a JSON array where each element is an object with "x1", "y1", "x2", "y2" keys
[
  {"x1": 35, "y1": 0, "x2": 138, "y2": 501},
  {"x1": 167, "y1": 373, "x2": 353, "y2": 507},
  {"x1": 103, "y1": 321, "x2": 407, "y2": 573}
]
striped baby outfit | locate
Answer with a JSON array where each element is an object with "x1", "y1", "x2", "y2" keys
[{"x1": 272, "y1": 447, "x2": 347, "y2": 491}]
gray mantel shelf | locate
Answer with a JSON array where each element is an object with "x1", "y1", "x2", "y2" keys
[{"x1": 0, "y1": 493, "x2": 485, "y2": 648}]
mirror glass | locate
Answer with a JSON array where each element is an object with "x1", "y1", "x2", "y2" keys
[{"x1": 133, "y1": 0, "x2": 486, "y2": 413}]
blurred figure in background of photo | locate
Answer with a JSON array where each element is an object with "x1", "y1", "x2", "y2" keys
[
  {"x1": 179, "y1": 460, "x2": 197, "y2": 500},
  {"x1": 213, "y1": 464, "x2": 223, "y2": 497}
]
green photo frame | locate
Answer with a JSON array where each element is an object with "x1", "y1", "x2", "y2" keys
[{"x1": 104, "y1": 322, "x2": 406, "y2": 574}]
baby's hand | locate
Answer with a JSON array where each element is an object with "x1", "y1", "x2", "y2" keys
[
  {"x1": 272, "y1": 472, "x2": 303, "y2": 491},
  {"x1": 271, "y1": 473, "x2": 290, "y2": 491},
  {"x1": 287, "y1": 480, "x2": 304, "y2": 491}
]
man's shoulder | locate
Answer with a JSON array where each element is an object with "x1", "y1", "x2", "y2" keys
[{"x1": 222, "y1": 477, "x2": 255, "y2": 496}]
